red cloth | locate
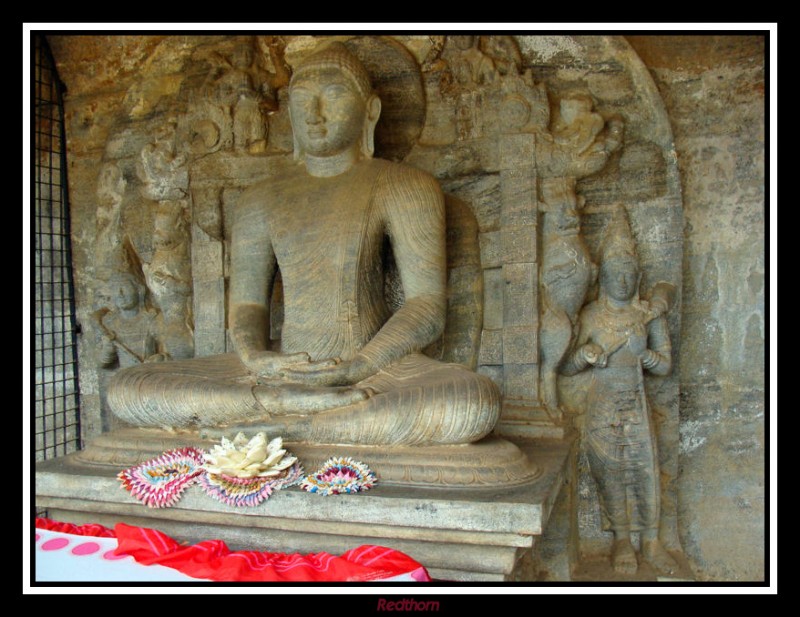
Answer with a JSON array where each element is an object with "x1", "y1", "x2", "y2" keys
[
  {"x1": 35, "y1": 517, "x2": 116, "y2": 538},
  {"x1": 114, "y1": 523, "x2": 428, "y2": 582},
  {"x1": 35, "y1": 518, "x2": 429, "y2": 582}
]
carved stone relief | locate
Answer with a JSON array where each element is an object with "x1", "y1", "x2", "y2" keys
[
  {"x1": 560, "y1": 207, "x2": 679, "y2": 575},
  {"x1": 94, "y1": 272, "x2": 164, "y2": 369},
  {"x1": 142, "y1": 200, "x2": 193, "y2": 359},
  {"x1": 104, "y1": 41, "x2": 505, "y2": 455},
  {"x1": 73, "y1": 34, "x2": 684, "y2": 569}
]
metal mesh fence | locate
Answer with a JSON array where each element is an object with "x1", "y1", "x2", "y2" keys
[{"x1": 33, "y1": 34, "x2": 82, "y2": 462}]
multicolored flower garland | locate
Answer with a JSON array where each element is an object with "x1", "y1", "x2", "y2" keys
[
  {"x1": 117, "y1": 447, "x2": 206, "y2": 508},
  {"x1": 118, "y1": 440, "x2": 377, "y2": 507},
  {"x1": 300, "y1": 457, "x2": 377, "y2": 496}
]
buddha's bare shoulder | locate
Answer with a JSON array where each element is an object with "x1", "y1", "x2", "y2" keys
[
  {"x1": 369, "y1": 159, "x2": 443, "y2": 210},
  {"x1": 370, "y1": 158, "x2": 438, "y2": 185}
]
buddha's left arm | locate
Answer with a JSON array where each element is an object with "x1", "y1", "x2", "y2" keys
[{"x1": 351, "y1": 165, "x2": 447, "y2": 377}]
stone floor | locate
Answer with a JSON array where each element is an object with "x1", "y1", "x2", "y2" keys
[{"x1": 572, "y1": 551, "x2": 695, "y2": 582}]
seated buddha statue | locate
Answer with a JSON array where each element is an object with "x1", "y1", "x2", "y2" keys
[{"x1": 108, "y1": 41, "x2": 501, "y2": 447}]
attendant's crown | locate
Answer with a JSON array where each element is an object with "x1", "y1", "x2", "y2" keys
[{"x1": 601, "y1": 206, "x2": 638, "y2": 263}]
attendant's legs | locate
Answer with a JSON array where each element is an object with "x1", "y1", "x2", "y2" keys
[{"x1": 587, "y1": 442, "x2": 638, "y2": 574}]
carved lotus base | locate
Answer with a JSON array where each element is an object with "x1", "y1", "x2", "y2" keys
[{"x1": 75, "y1": 427, "x2": 541, "y2": 488}]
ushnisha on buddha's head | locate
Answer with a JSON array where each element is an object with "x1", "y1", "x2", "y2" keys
[{"x1": 288, "y1": 42, "x2": 382, "y2": 174}]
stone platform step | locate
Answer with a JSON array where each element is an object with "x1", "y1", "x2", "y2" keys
[
  {"x1": 35, "y1": 438, "x2": 571, "y2": 581},
  {"x1": 74, "y1": 427, "x2": 542, "y2": 489}
]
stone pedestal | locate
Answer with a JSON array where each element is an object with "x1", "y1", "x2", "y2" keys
[{"x1": 35, "y1": 438, "x2": 571, "y2": 582}]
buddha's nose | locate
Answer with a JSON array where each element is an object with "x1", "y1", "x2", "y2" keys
[{"x1": 305, "y1": 97, "x2": 323, "y2": 123}]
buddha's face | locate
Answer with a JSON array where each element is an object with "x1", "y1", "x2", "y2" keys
[
  {"x1": 289, "y1": 67, "x2": 367, "y2": 158},
  {"x1": 601, "y1": 258, "x2": 639, "y2": 303}
]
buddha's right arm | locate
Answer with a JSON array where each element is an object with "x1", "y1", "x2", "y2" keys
[
  {"x1": 230, "y1": 303, "x2": 311, "y2": 376},
  {"x1": 230, "y1": 302, "x2": 270, "y2": 362},
  {"x1": 229, "y1": 191, "x2": 309, "y2": 376}
]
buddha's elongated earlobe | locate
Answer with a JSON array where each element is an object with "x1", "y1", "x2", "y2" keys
[
  {"x1": 361, "y1": 95, "x2": 381, "y2": 159},
  {"x1": 289, "y1": 105, "x2": 302, "y2": 160}
]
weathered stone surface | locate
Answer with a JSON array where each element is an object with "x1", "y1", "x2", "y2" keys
[
  {"x1": 479, "y1": 328, "x2": 503, "y2": 366},
  {"x1": 626, "y1": 35, "x2": 765, "y2": 582},
  {"x1": 440, "y1": 173, "x2": 502, "y2": 232},
  {"x1": 503, "y1": 262, "x2": 538, "y2": 327},
  {"x1": 482, "y1": 267, "x2": 504, "y2": 331},
  {"x1": 35, "y1": 33, "x2": 766, "y2": 582},
  {"x1": 503, "y1": 362, "x2": 539, "y2": 403},
  {"x1": 501, "y1": 167, "x2": 538, "y2": 228},
  {"x1": 502, "y1": 225, "x2": 537, "y2": 264}
]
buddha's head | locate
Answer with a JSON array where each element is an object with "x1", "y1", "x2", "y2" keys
[{"x1": 288, "y1": 42, "x2": 381, "y2": 162}]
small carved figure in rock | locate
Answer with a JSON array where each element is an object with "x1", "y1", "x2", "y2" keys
[
  {"x1": 142, "y1": 202, "x2": 194, "y2": 360},
  {"x1": 553, "y1": 95, "x2": 605, "y2": 155},
  {"x1": 95, "y1": 162, "x2": 126, "y2": 275},
  {"x1": 446, "y1": 35, "x2": 498, "y2": 86},
  {"x1": 95, "y1": 272, "x2": 166, "y2": 369},
  {"x1": 213, "y1": 41, "x2": 270, "y2": 154},
  {"x1": 421, "y1": 35, "x2": 447, "y2": 72},
  {"x1": 137, "y1": 121, "x2": 188, "y2": 202},
  {"x1": 107, "y1": 42, "x2": 501, "y2": 445},
  {"x1": 479, "y1": 36, "x2": 523, "y2": 76},
  {"x1": 537, "y1": 95, "x2": 624, "y2": 180},
  {"x1": 560, "y1": 208, "x2": 679, "y2": 576},
  {"x1": 539, "y1": 179, "x2": 595, "y2": 413}
]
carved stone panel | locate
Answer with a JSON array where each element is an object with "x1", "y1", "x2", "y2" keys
[{"x1": 55, "y1": 33, "x2": 685, "y2": 575}]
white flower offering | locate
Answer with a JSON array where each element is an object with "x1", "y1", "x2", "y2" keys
[{"x1": 202, "y1": 432, "x2": 298, "y2": 479}]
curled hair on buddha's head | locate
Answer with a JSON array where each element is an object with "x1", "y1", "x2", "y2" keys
[
  {"x1": 289, "y1": 41, "x2": 381, "y2": 161},
  {"x1": 290, "y1": 41, "x2": 373, "y2": 101}
]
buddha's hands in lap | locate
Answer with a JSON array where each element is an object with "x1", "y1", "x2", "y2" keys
[
  {"x1": 252, "y1": 355, "x2": 376, "y2": 414},
  {"x1": 278, "y1": 356, "x2": 375, "y2": 387},
  {"x1": 241, "y1": 350, "x2": 315, "y2": 379}
]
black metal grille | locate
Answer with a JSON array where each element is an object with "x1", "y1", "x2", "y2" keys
[{"x1": 34, "y1": 34, "x2": 81, "y2": 462}]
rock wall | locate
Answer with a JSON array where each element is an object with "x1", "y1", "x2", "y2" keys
[{"x1": 626, "y1": 35, "x2": 766, "y2": 582}]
